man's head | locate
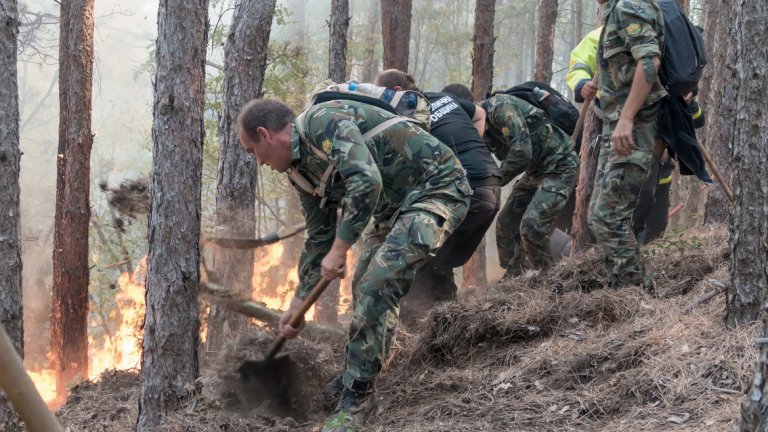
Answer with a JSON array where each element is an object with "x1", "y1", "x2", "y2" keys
[
  {"x1": 237, "y1": 99, "x2": 295, "y2": 173},
  {"x1": 374, "y1": 69, "x2": 418, "y2": 91},
  {"x1": 441, "y1": 83, "x2": 475, "y2": 102}
]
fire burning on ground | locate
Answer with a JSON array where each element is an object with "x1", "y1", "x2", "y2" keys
[{"x1": 27, "y1": 238, "x2": 353, "y2": 408}]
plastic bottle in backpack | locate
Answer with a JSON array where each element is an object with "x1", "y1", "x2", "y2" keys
[{"x1": 347, "y1": 81, "x2": 396, "y2": 103}]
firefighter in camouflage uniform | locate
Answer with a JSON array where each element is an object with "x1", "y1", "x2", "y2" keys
[
  {"x1": 481, "y1": 94, "x2": 578, "y2": 276},
  {"x1": 237, "y1": 98, "x2": 470, "y2": 432},
  {"x1": 589, "y1": 0, "x2": 665, "y2": 292}
]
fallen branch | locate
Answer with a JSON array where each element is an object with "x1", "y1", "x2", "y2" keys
[
  {"x1": 682, "y1": 279, "x2": 727, "y2": 314},
  {"x1": 200, "y1": 282, "x2": 344, "y2": 342}
]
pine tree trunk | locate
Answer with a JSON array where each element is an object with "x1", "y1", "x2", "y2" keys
[
  {"x1": 725, "y1": 0, "x2": 766, "y2": 331},
  {"x1": 569, "y1": 2, "x2": 604, "y2": 252},
  {"x1": 573, "y1": 0, "x2": 583, "y2": 44},
  {"x1": 533, "y1": 0, "x2": 558, "y2": 83},
  {"x1": 471, "y1": 0, "x2": 495, "y2": 99},
  {"x1": 321, "y1": 0, "x2": 349, "y2": 322},
  {"x1": 381, "y1": 0, "x2": 412, "y2": 71},
  {"x1": 0, "y1": 0, "x2": 24, "y2": 427},
  {"x1": 703, "y1": 0, "x2": 737, "y2": 225},
  {"x1": 137, "y1": 0, "x2": 208, "y2": 429},
  {"x1": 328, "y1": 0, "x2": 350, "y2": 82},
  {"x1": 570, "y1": 108, "x2": 600, "y2": 251},
  {"x1": 51, "y1": 0, "x2": 94, "y2": 400},
  {"x1": 527, "y1": 8, "x2": 536, "y2": 79},
  {"x1": 360, "y1": 4, "x2": 380, "y2": 83},
  {"x1": 462, "y1": 0, "x2": 496, "y2": 292},
  {"x1": 206, "y1": 0, "x2": 276, "y2": 355},
  {"x1": 738, "y1": 1, "x2": 768, "y2": 427}
]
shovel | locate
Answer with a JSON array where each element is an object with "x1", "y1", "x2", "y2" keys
[{"x1": 238, "y1": 276, "x2": 334, "y2": 383}]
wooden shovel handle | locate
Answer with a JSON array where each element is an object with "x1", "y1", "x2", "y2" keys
[
  {"x1": 265, "y1": 276, "x2": 334, "y2": 361},
  {"x1": 0, "y1": 324, "x2": 64, "y2": 432},
  {"x1": 696, "y1": 138, "x2": 734, "y2": 202}
]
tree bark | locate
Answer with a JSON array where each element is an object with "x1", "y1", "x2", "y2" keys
[
  {"x1": 360, "y1": 4, "x2": 380, "y2": 83},
  {"x1": 328, "y1": 0, "x2": 350, "y2": 82},
  {"x1": 137, "y1": 0, "x2": 208, "y2": 429},
  {"x1": 573, "y1": 0, "x2": 583, "y2": 44},
  {"x1": 569, "y1": 108, "x2": 600, "y2": 252},
  {"x1": 569, "y1": 2, "x2": 604, "y2": 252},
  {"x1": 207, "y1": 0, "x2": 276, "y2": 355},
  {"x1": 737, "y1": 2, "x2": 768, "y2": 429},
  {"x1": 703, "y1": 0, "x2": 737, "y2": 225},
  {"x1": 725, "y1": 0, "x2": 766, "y2": 331},
  {"x1": 471, "y1": 0, "x2": 496, "y2": 100},
  {"x1": 533, "y1": 0, "x2": 558, "y2": 83},
  {"x1": 51, "y1": 0, "x2": 94, "y2": 400},
  {"x1": 381, "y1": 0, "x2": 412, "y2": 71},
  {"x1": 462, "y1": 0, "x2": 496, "y2": 292},
  {"x1": 321, "y1": 0, "x2": 348, "y2": 322},
  {"x1": 0, "y1": 0, "x2": 24, "y2": 427}
]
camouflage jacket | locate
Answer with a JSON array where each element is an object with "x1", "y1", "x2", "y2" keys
[
  {"x1": 290, "y1": 100, "x2": 471, "y2": 297},
  {"x1": 481, "y1": 94, "x2": 577, "y2": 185},
  {"x1": 599, "y1": 0, "x2": 666, "y2": 123}
]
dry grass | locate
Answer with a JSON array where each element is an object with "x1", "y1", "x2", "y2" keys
[{"x1": 56, "y1": 224, "x2": 755, "y2": 431}]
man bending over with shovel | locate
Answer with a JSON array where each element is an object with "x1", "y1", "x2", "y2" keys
[{"x1": 237, "y1": 98, "x2": 470, "y2": 431}]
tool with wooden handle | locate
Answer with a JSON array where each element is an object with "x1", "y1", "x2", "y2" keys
[
  {"x1": 238, "y1": 276, "x2": 333, "y2": 382},
  {"x1": 203, "y1": 223, "x2": 307, "y2": 250}
]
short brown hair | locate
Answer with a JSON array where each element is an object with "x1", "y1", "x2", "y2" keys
[
  {"x1": 374, "y1": 69, "x2": 418, "y2": 91},
  {"x1": 237, "y1": 99, "x2": 295, "y2": 143}
]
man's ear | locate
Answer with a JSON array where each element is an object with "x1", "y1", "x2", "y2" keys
[
  {"x1": 394, "y1": 86, "x2": 403, "y2": 92},
  {"x1": 255, "y1": 126, "x2": 269, "y2": 143}
]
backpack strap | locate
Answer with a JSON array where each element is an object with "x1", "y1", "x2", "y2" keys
[
  {"x1": 362, "y1": 116, "x2": 413, "y2": 140},
  {"x1": 288, "y1": 112, "x2": 412, "y2": 206}
]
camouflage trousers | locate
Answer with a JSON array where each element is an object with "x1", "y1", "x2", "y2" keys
[
  {"x1": 588, "y1": 106, "x2": 663, "y2": 287},
  {"x1": 341, "y1": 197, "x2": 468, "y2": 391},
  {"x1": 497, "y1": 164, "x2": 577, "y2": 273}
]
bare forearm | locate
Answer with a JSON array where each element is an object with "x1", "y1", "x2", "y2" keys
[{"x1": 620, "y1": 56, "x2": 660, "y2": 122}]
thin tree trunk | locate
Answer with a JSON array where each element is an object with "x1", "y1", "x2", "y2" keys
[
  {"x1": 703, "y1": 0, "x2": 737, "y2": 224},
  {"x1": 725, "y1": 0, "x2": 765, "y2": 331},
  {"x1": 381, "y1": 0, "x2": 412, "y2": 71},
  {"x1": 360, "y1": 3, "x2": 380, "y2": 83},
  {"x1": 533, "y1": 0, "x2": 558, "y2": 83},
  {"x1": 463, "y1": 0, "x2": 496, "y2": 292},
  {"x1": 0, "y1": 0, "x2": 24, "y2": 427},
  {"x1": 570, "y1": 108, "x2": 600, "y2": 251},
  {"x1": 682, "y1": 0, "x2": 718, "y2": 226},
  {"x1": 527, "y1": 9, "x2": 537, "y2": 79},
  {"x1": 573, "y1": 0, "x2": 583, "y2": 43},
  {"x1": 471, "y1": 0, "x2": 495, "y2": 99},
  {"x1": 569, "y1": 2, "x2": 604, "y2": 252},
  {"x1": 738, "y1": 1, "x2": 768, "y2": 428},
  {"x1": 51, "y1": 0, "x2": 94, "y2": 400},
  {"x1": 207, "y1": 0, "x2": 276, "y2": 355},
  {"x1": 320, "y1": 0, "x2": 349, "y2": 324},
  {"x1": 328, "y1": 0, "x2": 350, "y2": 82},
  {"x1": 136, "y1": 0, "x2": 208, "y2": 429}
]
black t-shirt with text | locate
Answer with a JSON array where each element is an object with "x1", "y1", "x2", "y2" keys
[{"x1": 424, "y1": 92, "x2": 501, "y2": 186}]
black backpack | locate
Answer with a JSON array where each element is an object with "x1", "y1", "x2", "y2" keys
[
  {"x1": 491, "y1": 81, "x2": 580, "y2": 136},
  {"x1": 656, "y1": 0, "x2": 707, "y2": 97}
]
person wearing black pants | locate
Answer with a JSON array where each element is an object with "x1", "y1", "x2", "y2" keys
[{"x1": 374, "y1": 71, "x2": 502, "y2": 321}]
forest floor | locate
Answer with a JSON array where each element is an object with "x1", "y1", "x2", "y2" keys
[{"x1": 56, "y1": 224, "x2": 755, "y2": 431}]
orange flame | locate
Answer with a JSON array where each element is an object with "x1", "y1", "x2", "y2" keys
[
  {"x1": 89, "y1": 258, "x2": 146, "y2": 375},
  {"x1": 250, "y1": 242, "x2": 311, "y2": 317},
  {"x1": 26, "y1": 368, "x2": 58, "y2": 407}
]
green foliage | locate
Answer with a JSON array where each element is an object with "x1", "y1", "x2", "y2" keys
[{"x1": 643, "y1": 229, "x2": 704, "y2": 258}]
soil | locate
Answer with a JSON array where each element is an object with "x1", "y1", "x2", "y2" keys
[{"x1": 55, "y1": 224, "x2": 755, "y2": 431}]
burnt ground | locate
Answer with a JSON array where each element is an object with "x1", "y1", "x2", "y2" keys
[{"x1": 56, "y1": 224, "x2": 755, "y2": 431}]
